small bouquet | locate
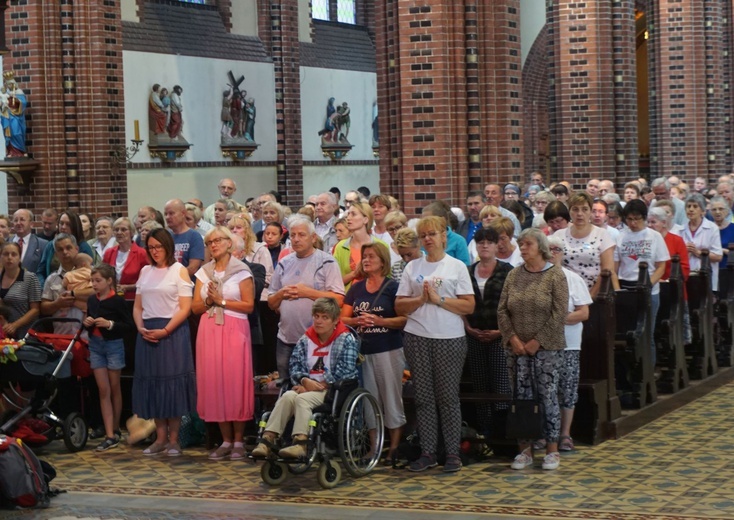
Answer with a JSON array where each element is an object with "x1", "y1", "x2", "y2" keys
[{"x1": 0, "y1": 338, "x2": 24, "y2": 364}]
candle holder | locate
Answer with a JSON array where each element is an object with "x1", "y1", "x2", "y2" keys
[{"x1": 112, "y1": 139, "x2": 144, "y2": 163}]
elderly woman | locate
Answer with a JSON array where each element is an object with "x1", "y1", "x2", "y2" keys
[
  {"x1": 498, "y1": 228, "x2": 568, "y2": 471},
  {"x1": 132, "y1": 228, "x2": 196, "y2": 457},
  {"x1": 489, "y1": 217, "x2": 522, "y2": 267},
  {"x1": 682, "y1": 193, "x2": 723, "y2": 291},
  {"x1": 525, "y1": 185, "x2": 542, "y2": 208},
  {"x1": 185, "y1": 202, "x2": 214, "y2": 238},
  {"x1": 89, "y1": 217, "x2": 117, "y2": 262},
  {"x1": 533, "y1": 191, "x2": 554, "y2": 217},
  {"x1": 251, "y1": 297, "x2": 359, "y2": 459},
  {"x1": 545, "y1": 236, "x2": 592, "y2": 452},
  {"x1": 227, "y1": 214, "x2": 273, "y2": 284},
  {"x1": 192, "y1": 226, "x2": 255, "y2": 461},
  {"x1": 554, "y1": 192, "x2": 618, "y2": 297},
  {"x1": 710, "y1": 196, "x2": 734, "y2": 285},
  {"x1": 462, "y1": 227, "x2": 513, "y2": 440},
  {"x1": 139, "y1": 220, "x2": 163, "y2": 248},
  {"x1": 395, "y1": 216, "x2": 475, "y2": 473},
  {"x1": 384, "y1": 211, "x2": 408, "y2": 265},
  {"x1": 334, "y1": 202, "x2": 387, "y2": 290},
  {"x1": 624, "y1": 182, "x2": 641, "y2": 202},
  {"x1": 341, "y1": 242, "x2": 407, "y2": 465},
  {"x1": 103, "y1": 217, "x2": 149, "y2": 302},
  {"x1": 0, "y1": 242, "x2": 41, "y2": 338},
  {"x1": 37, "y1": 210, "x2": 95, "y2": 287},
  {"x1": 257, "y1": 201, "x2": 286, "y2": 242},
  {"x1": 391, "y1": 227, "x2": 422, "y2": 280}
]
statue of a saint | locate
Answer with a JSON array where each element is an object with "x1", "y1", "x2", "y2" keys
[{"x1": 1, "y1": 72, "x2": 28, "y2": 158}]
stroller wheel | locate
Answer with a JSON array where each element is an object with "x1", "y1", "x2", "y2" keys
[{"x1": 63, "y1": 412, "x2": 88, "y2": 452}]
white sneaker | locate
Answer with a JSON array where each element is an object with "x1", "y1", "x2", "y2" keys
[
  {"x1": 510, "y1": 448, "x2": 534, "y2": 470},
  {"x1": 542, "y1": 451, "x2": 560, "y2": 470}
]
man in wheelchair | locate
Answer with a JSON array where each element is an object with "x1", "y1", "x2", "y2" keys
[{"x1": 251, "y1": 297, "x2": 359, "y2": 459}]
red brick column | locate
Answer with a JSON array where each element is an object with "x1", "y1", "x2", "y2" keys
[
  {"x1": 4, "y1": 1, "x2": 126, "y2": 218},
  {"x1": 547, "y1": 0, "x2": 638, "y2": 189},
  {"x1": 375, "y1": 0, "x2": 522, "y2": 217},
  {"x1": 270, "y1": 0, "x2": 303, "y2": 207}
]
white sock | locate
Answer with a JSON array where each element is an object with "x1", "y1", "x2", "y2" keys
[
  {"x1": 220, "y1": 441, "x2": 232, "y2": 449},
  {"x1": 234, "y1": 442, "x2": 244, "y2": 448}
]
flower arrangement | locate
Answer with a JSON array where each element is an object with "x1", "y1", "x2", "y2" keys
[{"x1": 0, "y1": 338, "x2": 24, "y2": 363}]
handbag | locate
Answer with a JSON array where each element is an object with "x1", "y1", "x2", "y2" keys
[{"x1": 506, "y1": 357, "x2": 545, "y2": 440}]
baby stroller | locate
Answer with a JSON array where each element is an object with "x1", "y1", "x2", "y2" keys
[{"x1": 0, "y1": 317, "x2": 90, "y2": 452}]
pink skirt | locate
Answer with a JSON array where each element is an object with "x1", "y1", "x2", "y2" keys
[{"x1": 195, "y1": 313, "x2": 254, "y2": 422}]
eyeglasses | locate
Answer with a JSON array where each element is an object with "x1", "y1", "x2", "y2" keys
[
  {"x1": 205, "y1": 237, "x2": 230, "y2": 247},
  {"x1": 419, "y1": 231, "x2": 440, "y2": 240},
  {"x1": 550, "y1": 246, "x2": 564, "y2": 253},
  {"x1": 345, "y1": 199, "x2": 359, "y2": 205},
  {"x1": 147, "y1": 245, "x2": 164, "y2": 252},
  {"x1": 386, "y1": 225, "x2": 404, "y2": 233}
]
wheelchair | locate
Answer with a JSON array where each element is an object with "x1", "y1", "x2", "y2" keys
[{"x1": 253, "y1": 378, "x2": 384, "y2": 489}]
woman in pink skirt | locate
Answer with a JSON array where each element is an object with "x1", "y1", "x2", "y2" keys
[{"x1": 192, "y1": 226, "x2": 256, "y2": 461}]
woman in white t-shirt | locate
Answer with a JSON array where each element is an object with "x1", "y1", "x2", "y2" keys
[
  {"x1": 396, "y1": 216, "x2": 475, "y2": 473},
  {"x1": 554, "y1": 192, "x2": 618, "y2": 297},
  {"x1": 548, "y1": 236, "x2": 593, "y2": 452},
  {"x1": 489, "y1": 217, "x2": 523, "y2": 267},
  {"x1": 132, "y1": 228, "x2": 196, "y2": 457}
]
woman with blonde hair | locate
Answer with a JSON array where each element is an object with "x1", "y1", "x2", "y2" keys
[
  {"x1": 395, "y1": 216, "x2": 475, "y2": 473},
  {"x1": 391, "y1": 227, "x2": 423, "y2": 280},
  {"x1": 333, "y1": 201, "x2": 387, "y2": 290},
  {"x1": 384, "y1": 211, "x2": 408, "y2": 264}
]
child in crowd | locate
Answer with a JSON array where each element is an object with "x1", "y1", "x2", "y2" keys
[
  {"x1": 83, "y1": 264, "x2": 134, "y2": 452},
  {"x1": 63, "y1": 253, "x2": 94, "y2": 312}
]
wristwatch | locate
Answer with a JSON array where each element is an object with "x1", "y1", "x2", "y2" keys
[
  {"x1": 221, "y1": 299, "x2": 226, "y2": 308},
  {"x1": 438, "y1": 297, "x2": 445, "y2": 307}
]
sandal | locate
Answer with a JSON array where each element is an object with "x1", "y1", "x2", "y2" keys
[
  {"x1": 143, "y1": 442, "x2": 167, "y2": 456},
  {"x1": 558, "y1": 436, "x2": 575, "y2": 452},
  {"x1": 209, "y1": 445, "x2": 232, "y2": 460},
  {"x1": 230, "y1": 446, "x2": 246, "y2": 460}
]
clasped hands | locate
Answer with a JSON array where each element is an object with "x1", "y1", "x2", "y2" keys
[
  {"x1": 421, "y1": 281, "x2": 441, "y2": 305},
  {"x1": 139, "y1": 327, "x2": 168, "y2": 343},
  {"x1": 83, "y1": 316, "x2": 111, "y2": 329},
  {"x1": 509, "y1": 335, "x2": 540, "y2": 356},
  {"x1": 293, "y1": 378, "x2": 328, "y2": 394},
  {"x1": 281, "y1": 283, "x2": 311, "y2": 301}
]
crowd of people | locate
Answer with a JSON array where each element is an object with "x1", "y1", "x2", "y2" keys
[{"x1": 0, "y1": 171, "x2": 730, "y2": 473}]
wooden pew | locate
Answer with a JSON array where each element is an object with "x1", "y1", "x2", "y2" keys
[
  {"x1": 686, "y1": 251, "x2": 718, "y2": 379},
  {"x1": 614, "y1": 262, "x2": 657, "y2": 408},
  {"x1": 655, "y1": 255, "x2": 689, "y2": 394},
  {"x1": 714, "y1": 243, "x2": 734, "y2": 367},
  {"x1": 578, "y1": 270, "x2": 619, "y2": 443}
]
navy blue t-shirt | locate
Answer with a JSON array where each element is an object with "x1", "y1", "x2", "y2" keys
[{"x1": 344, "y1": 278, "x2": 402, "y2": 355}]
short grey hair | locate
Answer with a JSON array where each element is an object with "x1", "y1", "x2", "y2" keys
[
  {"x1": 685, "y1": 192, "x2": 707, "y2": 212},
  {"x1": 602, "y1": 193, "x2": 621, "y2": 205},
  {"x1": 651, "y1": 177, "x2": 670, "y2": 190},
  {"x1": 185, "y1": 203, "x2": 202, "y2": 222},
  {"x1": 517, "y1": 227, "x2": 552, "y2": 261},
  {"x1": 53, "y1": 232, "x2": 78, "y2": 249},
  {"x1": 287, "y1": 214, "x2": 315, "y2": 235},
  {"x1": 710, "y1": 196, "x2": 732, "y2": 215},
  {"x1": 546, "y1": 235, "x2": 565, "y2": 250},
  {"x1": 647, "y1": 207, "x2": 670, "y2": 226},
  {"x1": 312, "y1": 297, "x2": 341, "y2": 321},
  {"x1": 320, "y1": 192, "x2": 338, "y2": 206}
]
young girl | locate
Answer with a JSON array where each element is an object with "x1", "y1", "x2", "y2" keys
[{"x1": 84, "y1": 264, "x2": 134, "y2": 452}]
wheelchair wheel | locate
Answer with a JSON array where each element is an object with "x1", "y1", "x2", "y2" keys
[
  {"x1": 63, "y1": 412, "x2": 88, "y2": 452},
  {"x1": 316, "y1": 460, "x2": 342, "y2": 489},
  {"x1": 338, "y1": 388, "x2": 384, "y2": 478},
  {"x1": 288, "y1": 447, "x2": 317, "y2": 475},
  {"x1": 261, "y1": 460, "x2": 289, "y2": 486}
]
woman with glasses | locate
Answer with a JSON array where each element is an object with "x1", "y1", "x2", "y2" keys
[
  {"x1": 614, "y1": 200, "x2": 670, "y2": 363},
  {"x1": 384, "y1": 211, "x2": 408, "y2": 265},
  {"x1": 682, "y1": 193, "x2": 723, "y2": 291},
  {"x1": 132, "y1": 228, "x2": 196, "y2": 457},
  {"x1": 192, "y1": 226, "x2": 256, "y2": 461},
  {"x1": 553, "y1": 192, "x2": 618, "y2": 297},
  {"x1": 462, "y1": 227, "x2": 513, "y2": 440},
  {"x1": 395, "y1": 216, "x2": 475, "y2": 473}
]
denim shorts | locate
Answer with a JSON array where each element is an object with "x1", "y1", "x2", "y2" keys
[{"x1": 88, "y1": 335, "x2": 126, "y2": 371}]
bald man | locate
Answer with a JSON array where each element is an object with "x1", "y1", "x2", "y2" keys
[
  {"x1": 203, "y1": 178, "x2": 241, "y2": 224},
  {"x1": 164, "y1": 198, "x2": 205, "y2": 279}
]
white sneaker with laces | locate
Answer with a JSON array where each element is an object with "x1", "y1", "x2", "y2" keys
[{"x1": 510, "y1": 448, "x2": 534, "y2": 470}]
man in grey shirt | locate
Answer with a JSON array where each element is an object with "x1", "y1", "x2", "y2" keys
[{"x1": 268, "y1": 216, "x2": 345, "y2": 379}]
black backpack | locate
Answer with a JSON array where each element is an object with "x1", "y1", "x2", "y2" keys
[{"x1": 242, "y1": 258, "x2": 266, "y2": 345}]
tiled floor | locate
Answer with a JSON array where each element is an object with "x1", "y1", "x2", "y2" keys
[{"x1": 7, "y1": 381, "x2": 734, "y2": 519}]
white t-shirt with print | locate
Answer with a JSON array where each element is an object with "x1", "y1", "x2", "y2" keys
[
  {"x1": 555, "y1": 226, "x2": 615, "y2": 289},
  {"x1": 614, "y1": 227, "x2": 670, "y2": 295},
  {"x1": 397, "y1": 254, "x2": 474, "y2": 339}
]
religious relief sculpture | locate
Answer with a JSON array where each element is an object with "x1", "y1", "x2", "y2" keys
[
  {"x1": 372, "y1": 101, "x2": 379, "y2": 157},
  {"x1": 1, "y1": 71, "x2": 27, "y2": 158},
  {"x1": 220, "y1": 71, "x2": 258, "y2": 161},
  {"x1": 319, "y1": 96, "x2": 353, "y2": 161},
  {"x1": 148, "y1": 83, "x2": 190, "y2": 161}
]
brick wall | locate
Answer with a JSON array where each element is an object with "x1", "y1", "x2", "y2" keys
[
  {"x1": 4, "y1": 0, "x2": 127, "y2": 220},
  {"x1": 375, "y1": 0, "x2": 522, "y2": 218},
  {"x1": 522, "y1": 25, "x2": 549, "y2": 177}
]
